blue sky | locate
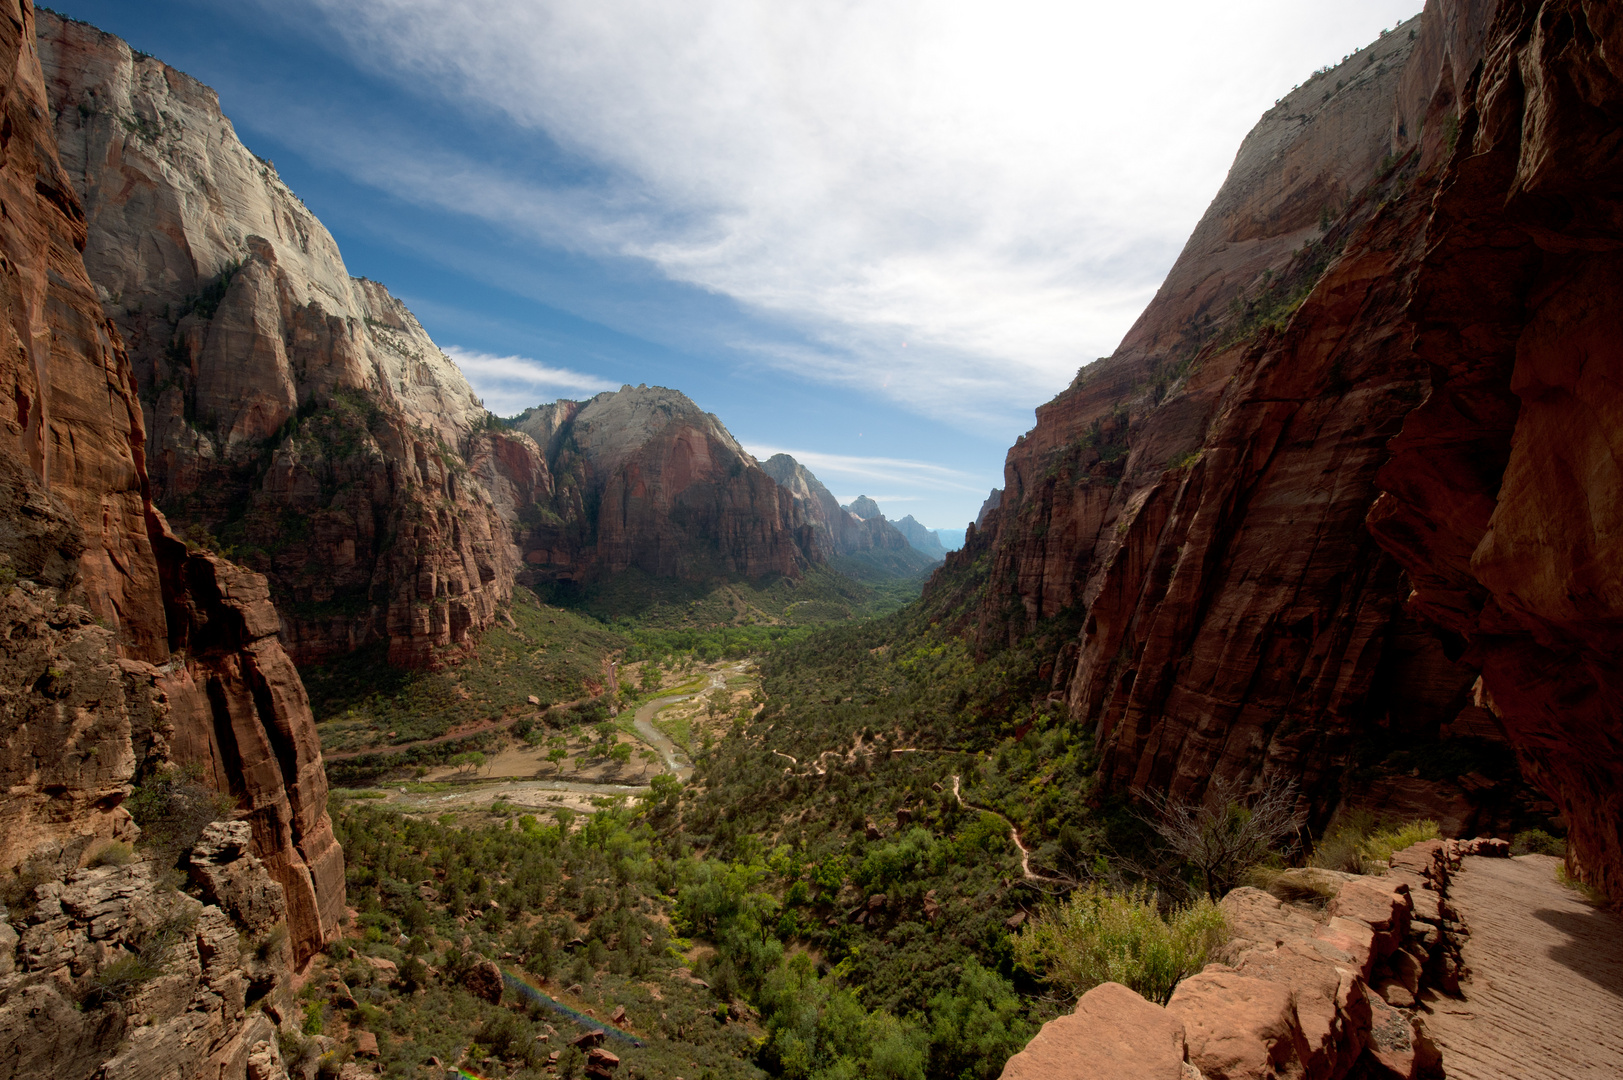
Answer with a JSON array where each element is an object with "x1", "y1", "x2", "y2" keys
[{"x1": 52, "y1": 0, "x2": 1420, "y2": 534}]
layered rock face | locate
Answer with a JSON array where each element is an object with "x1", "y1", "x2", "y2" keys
[
  {"x1": 513, "y1": 387, "x2": 814, "y2": 582},
  {"x1": 936, "y1": 0, "x2": 1623, "y2": 891},
  {"x1": 1367, "y1": 0, "x2": 1623, "y2": 900},
  {"x1": 0, "y1": 822, "x2": 301, "y2": 1080},
  {"x1": 36, "y1": 11, "x2": 537, "y2": 667},
  {"x1": 759, "y1": 454, "x2": 920, "y2": 563},
  {"x1": 0, "y1": 0, "x2": 340, "y2": 971}
]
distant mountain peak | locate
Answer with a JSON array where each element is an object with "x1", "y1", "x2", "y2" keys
[{"x1": 845, "y1": 495, "x2": 882, "y2": 520}]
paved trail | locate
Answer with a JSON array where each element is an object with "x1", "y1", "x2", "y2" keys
[{"x1": 1427, "y1": 854, "x2": 1623, "y2": 1080}]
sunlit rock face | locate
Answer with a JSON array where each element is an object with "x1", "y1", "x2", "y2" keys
[
  {"x1": 938, "y1": 0, "x2": 1623, "y2": 898},
  {"x1": 513, "y1": 386, "x2": 818, "y2": 582},
  {"x1": 36, "y1": 9, "x2": 535, "y2": 668},
  {"x1": 1, "y1": 0, "x2": 342, "y2": 973},
  {"x1": 759, "y1": 454, "x2": 918, "y2": 562}
]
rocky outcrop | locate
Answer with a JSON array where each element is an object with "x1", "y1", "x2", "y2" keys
[
  {"x1": 0, "y1": 823, "x2": 298, "y2": 1080},
  {"x1": 513, "y1": 387, "x2": 815, "y2": 582},
  {"x1": 1001, "y1": 839, "x2": 1491, "y2": 1080},
  {"x1": 758, "y1": 455, "x2": 921, "y2": 564},
  {"x1": 36, "y1": 11, "x2": 535, "y2": 667},
  {"x1": 0, "y1": 0, "x2": 340, "y2": 966},
  {"x1": 930, "y1": 0, "x2": 1620, "y2": 887}
]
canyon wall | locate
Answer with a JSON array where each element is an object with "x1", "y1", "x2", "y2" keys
[
  {"x1": 36, "y1": 10, "x2": 535, "y2": 668},
  {"x1": 935, "y1": 0, "x2": 1622, "y2": 894},
  {"x1": 513, "y1": 387, "x2": 819, "y2": 583},
  {"x1": 0, "y1": 0, "x2": 341, "y2": 973},
  {"x1": 1367, "y1": 0, "x2": 1623, "y2": 901},
  {"x1": 759, "y1": 453, "x2": 926, "y2": 566}
]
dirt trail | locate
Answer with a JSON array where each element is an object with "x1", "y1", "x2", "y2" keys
[
  {"x1": 1426, "y1": 854, "x2": 1623, "y2": 1080},
  {"x1": 950, "y1": 775, "x2": 1064, "y2": 884}
]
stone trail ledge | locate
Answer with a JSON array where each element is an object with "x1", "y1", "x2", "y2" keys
[{"x1": 1001, "y1": 838, "x2": 1510, "y2": 1080}]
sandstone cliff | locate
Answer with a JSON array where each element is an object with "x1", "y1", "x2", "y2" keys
[
  {"x1": 758, "y1": 454, "x2": 926, "y2": 567},
  {"x1": 935, "y1": 0, "x2": 1619, "y2": 894},
  {"x1": 1367, "y1": 0, "x2": 1623, "y2": 901},
  {"x1": 36, "y1": 11, "x2": 542, "y2": 668},
  {"x1": 0, "y1": 0, "x2": 341, "y2": 979},
  {"x1": 891, "y1": 515, "x2": 947, "y2": 560},
  {"x1": 512, "y1": 387, "x2": 818, "y2": 583}
]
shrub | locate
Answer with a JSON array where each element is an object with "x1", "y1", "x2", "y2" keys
[
  {"x1": 1310, "y1": 815, "x2": 1440, "y2": 874},
  {"x1": 87, "y1": 840, "x2": 134, "y2": 868},
  {"x1": 1144, "y1": 776, "x2": 1304, "y2": 898},
  {"x1": 81, "y1": 952, "x2": 164, "y2": 1007},
  {"x1": 126, "y1": 768, "x2": 235, "y2": 869},
  {"x1": 1511, "y1": 829, "x2": 1565, "y2": 857},
  {"x1": 1013, "y1": 884, "x2": 1228, "y2": 1005},
  {"x1": 1358, "y1": 820, "x2": 1440, "y2": 867}
]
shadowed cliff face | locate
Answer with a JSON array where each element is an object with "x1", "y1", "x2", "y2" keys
[
  {"x1": 514, "y1": 387, "x2": 818, "y2": 582},
  {"x1": 940, "y1": 0, "x2": 1622, "y2": 897},
  {"x1": 0, "y1": 0, "x2": 341, "y2": 965},
  {"x1": 35, "y1": 11, "x2": 537, "y2": 668},
  {"x1": 1369, "y1": 0, "x2": 1623, "y2": 900}
]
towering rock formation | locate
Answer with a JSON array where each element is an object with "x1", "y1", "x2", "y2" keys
[
  {"x1": 758, "y1": 454, "x2": 925, "y2": 567},
  {"x1": 0, "y1": 0, "x2": 340, "y2": 981},
  {"x1": 1367, "y1": 0, "x2": 1623, "y2": 900},
  {"x1": 512, "y1": 387, "x2": 814, "y2": 582},
  {"x1": 937, "y1": 0, "x2": 1623, "y2": 897},
  {"x1": 36, "y1": 11, "x2": 544, "y2": 667},
  {"x1": 891, "y1": 515, "x2": 947, "y2": 560}
]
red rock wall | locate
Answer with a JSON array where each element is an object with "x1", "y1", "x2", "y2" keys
[
  {"x1": 36, "y1": 12, "x2": 526, "y2": 669},
  {"x1": 934, "y1": 0, "x2": 1617, "y2": 865},
  {"x1": 515, "y1": 388, "x2": 818, "y2": 585},
  {"x1": 1369, "y1": 0, "x2": 1623, "y2": 899},
  {"x1": 0, "y1": 0, "x2": 341, "y2": 961}
]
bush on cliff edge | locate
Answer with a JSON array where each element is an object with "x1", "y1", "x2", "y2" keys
[{"x1": 1012, "y1": 884, "x2": 1227, "y2": 1006}]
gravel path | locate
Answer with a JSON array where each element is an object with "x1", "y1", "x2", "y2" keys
[{"x1": 1426, "y1": 854, "x2": 1623, "y2": 1079}]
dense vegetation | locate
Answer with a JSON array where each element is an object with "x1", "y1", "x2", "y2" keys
[{"x1": 305, "y1": 590, "x2": 626, "y2": 756}]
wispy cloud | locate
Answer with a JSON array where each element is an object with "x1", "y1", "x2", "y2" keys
[
  {"x1": 270, "y1": 0, "x2": 1420, "y2": 429},
  {"x1": 443, "y1": 347, "x2": 617, "y2": 414},
  {"x1": 747, "y1": 445, "x2": 985, "y2": 495}
]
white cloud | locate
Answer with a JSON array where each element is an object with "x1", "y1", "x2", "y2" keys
[
  {"x1": 747, "y1": 445, "x2": 985, "y2": 494},
  {"x1": 279, "y1": 0, "x2": 1421, "y2": 427},
  {"x1": 442, "y1": 347, "x2": 617, "y2": 414}
]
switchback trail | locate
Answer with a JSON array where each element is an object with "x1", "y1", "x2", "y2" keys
[
  {"x1": 1427, "y1": 854, "x2": 1623, "y2": 1079},
  {"x1": 950, "y1": 775, "x2": 1066, "y2": 885}
]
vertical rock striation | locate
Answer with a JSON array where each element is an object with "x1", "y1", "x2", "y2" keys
[
  {"x1": 941, "y1": 0, "x2": 1622, "y2": 896},
  {"x1": 1368, "y1": 0, "x2": 1623, "y2": 900},
  {"x1": 36, "y1": 10, "x2": 533, "y2": 667},
  {"x1": 0, "y1": 0, "x2": 341, "y2": 965}
]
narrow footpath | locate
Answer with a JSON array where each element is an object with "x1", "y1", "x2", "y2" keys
[{"x1": 1427, "y1": 854, "x2": 1623, "y2": 1079}]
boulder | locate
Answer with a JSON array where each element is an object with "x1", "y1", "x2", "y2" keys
[
  {"x1": 463, "y1": 960, "x2": 504, "y2": 1004},
  {"x1": 585, "y1": 1047, "x2": 621, "y2": 1077},
  {"x1": 1000, "y1": 982, "x2": 1189, "y2": 1080},
  {"x1": 1167, "y1": 969, "x2": 1309, "y2": 1080},
  {"x1": 572, "y1": 1029, "x2": 607, "y2": 1049},
  {"x1": 353, "y1": 1031, "x2": 379, "y2": 1057}
]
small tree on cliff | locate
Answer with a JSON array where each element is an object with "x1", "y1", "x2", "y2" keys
[{"x1": 1144, "y1": 775, "x2": 1304, "y2": 899}]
